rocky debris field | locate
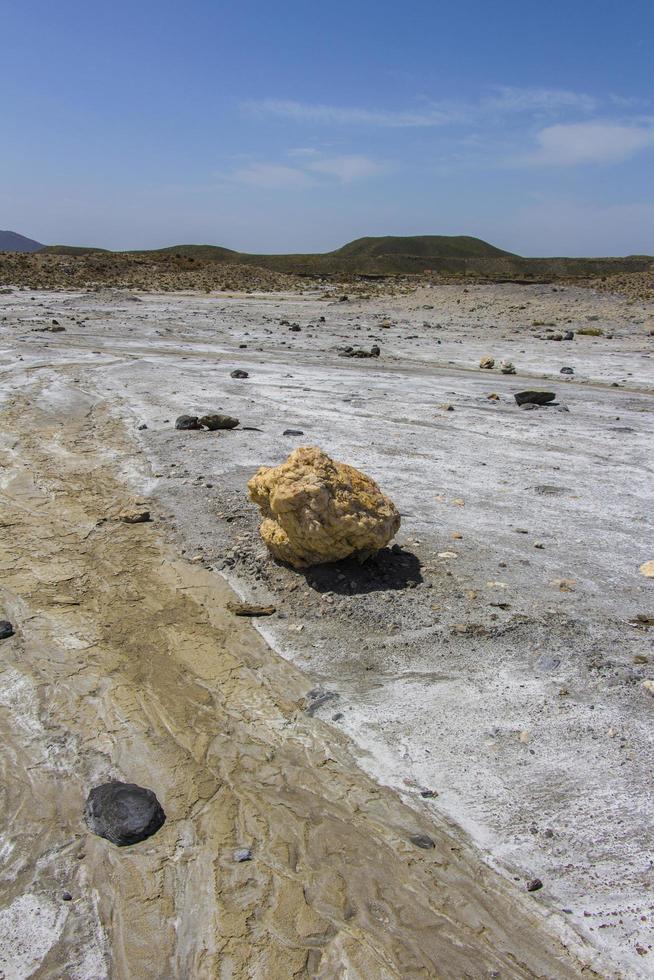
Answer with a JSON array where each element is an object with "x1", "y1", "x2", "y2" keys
[
  {"x1": 583, "y1": 269, "x2": 654, "y2": 303},
  {"x1": 0, "y1": 250, "x2": 309, "y2": 293},
  {"x1": 0, "y1": 279, "x2": 653, "y2": 978}
]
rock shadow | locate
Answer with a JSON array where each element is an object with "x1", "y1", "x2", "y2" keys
[{"x1": 302, "y1": 546, "x2": 423, "y2": 596}]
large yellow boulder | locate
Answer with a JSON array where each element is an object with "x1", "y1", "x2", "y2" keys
[{"x1": 247, "y1": 446, "x2": 401, "y2": 568}]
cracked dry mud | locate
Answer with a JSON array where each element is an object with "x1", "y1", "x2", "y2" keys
[{"x1": 0, "y1": 377, "x2": 600, "y2": 977}]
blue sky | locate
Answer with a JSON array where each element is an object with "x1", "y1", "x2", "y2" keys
[{"x1": 1, "y1": 0, "x2": 652, "y2": 255}]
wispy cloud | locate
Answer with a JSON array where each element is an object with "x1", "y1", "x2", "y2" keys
[
  {"x1": 520, "y1": 120, "x2": 654, "y2": 166},
  {"x1": 306, "y1": 154, "x2": 389, "y2": 181},
  {"x1": 243, "y1": 87, "x2": 601, "y2": 130},
  {"x1": 231, "y1": 162, "x2": 313, "y2": 188},
  {"x1": 485, "y1": 86, "x2": 597, "y2": 113},
  {"x1": 243, "y1": 98, "x2": 460, "y2": 128},
  {"x1": 221, "y1": 152, "x2": 388, "y2": 189}
]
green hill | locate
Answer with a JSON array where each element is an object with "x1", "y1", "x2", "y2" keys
[{"x1": 330, "y1": 235, "x2": 515, "y2": 260}]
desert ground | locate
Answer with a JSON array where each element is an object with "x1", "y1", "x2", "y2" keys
[{"x1": 0, "y1": 278, "x2": 653, "y2": 978}]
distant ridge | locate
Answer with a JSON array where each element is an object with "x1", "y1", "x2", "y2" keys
[
  {"x1": 0, "y1": 230, "x2": 44, "y2": 252},
  {"x1": 43, "y1": 234, "x2": 519, "y2": 275},
  {"x1": 39, "y1": 234, "x2": 653, "y2": 278}
]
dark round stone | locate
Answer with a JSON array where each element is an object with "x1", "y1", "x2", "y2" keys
[
  {"x1": 0, "y1": 621, "x2": 14, "y2": 640},
  {"x1": 84, "y1": 781, "x2": 166, "y2": 847},
  {"x1": 409, "y1": 833, "x2": 435, "y2": 849},
  {"x1": 230, "y1": 369, "x2": 249, "y2": 379},
  {"x1": 175, "y1": 415, "x2": 201, "y2": 430}
]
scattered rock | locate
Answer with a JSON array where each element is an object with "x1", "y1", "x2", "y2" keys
[
  {"x1": 519, "y1": 403, "x2": 539, "y2": 411},
  {"x1": 289, "y1": 323, "x2": 301, "y2": 332},
  {"x1": 117, "y1": 508, "x2": 151, "y2": 524},
  {"x1": 639, "y1": 561, "x2": 654, "y2": 578},
  {"x1": 631, "y1": 614, "x2": 654, "y2": 627},
  {"x1": 0, "y1": 621, "x2": 14, "y2": 640},
  {"x1": 339, "y1": 346, "x2": 380, "y2": 358},
  {"x1": 305, "y1": 689, "x2": 339, "y2": 715},
  {"x1": 62, "y1": 892, "x2": 73, "y2": 902},
  {"x1": 500, "y1": 360, "x2": 516, "y2": 374},
  {"x1": 233, "y1": 848, "x2": 252, "y2": 862},
  {"x1": 479, "y1": 356, "x2": 495, "y2": 369},
  {"x1": 487, "y1": 392, "x2": 500, "y2": 401},
  {"x1": 409, "y1": 834, "x2": 435, "y2": 849},
  {"x1": 199, "y1": 414, "x2": 239, "y2": 430},
  {"x1": 283, "y1": 429, "x2": 304, "y2": 436},
  {"x1": 84, "y1": 781, "x2": 166, "y2": 846},
  {"x1": 526, "y1": 878, "x2": 543, "y2": 892},
  {"x1": 641, "y1": 680, "x2": 654, "y2": 696},
  {"x1": 560, "y1": 367, "x2": 574, "y2": 374},
  {"x1": 175, "y1": 415, "x2": 201, "y2": 430},
  {"x1": 230, "y1": 369, "x2": 249, "y2": 379},
  {"x1": 439, "y1": 403, "x2": 454, "y2": 411},
  {"x1": 226, "y1": 602, "x2": 276, "y2": 617},
  {"x1": 514, "y1": 390, "x2": 556, "y2": 406},
  {"x1": 248, "y1": 446, "x2": 401, "y2": 568},
  {"x1": 563, "y1": 331, "x2": 575, "y2": 340}
]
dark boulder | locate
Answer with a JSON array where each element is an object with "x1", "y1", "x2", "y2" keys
[
  {"x1": 84, "y1": 781, "x2": 166, "y2": 846},
  {"x1": 175, "y1": 415, "x2": 201, "y2": 430},
  {"x1": 199, "y1": 414, "x2": 239, "y2": 430},
  {"x1": 0, "y1": 621, "x2": 14, "y2": 640},
  {"x1": 514, "y1": 390, "x2": 556, "y2": 406}
]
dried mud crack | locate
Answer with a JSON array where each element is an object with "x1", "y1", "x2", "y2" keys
[{"x1": 0, "y1": 377, "x2": 602, "y2": 978}]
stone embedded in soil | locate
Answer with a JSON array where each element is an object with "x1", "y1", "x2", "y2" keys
[
  {"x1": 118, "y1": 508, "x2": 151, "y2": 524},
  {"x1": 0, "y1": 621, "x2": 15, "y2": 640},
  {"x1": 283, "y1": 429, "x2": 304, "y2": 436},
  {"x1": 526, "y1": 878, "x2": 544, "y2": 892},
  {"x1": 639, "y1": 560, "x2": 654, "y2": 578},
  {"x1": 500, "y1": 360, "x2": 516, "y2": 374},
  {"x1": 199, "y1": 413, "x2": 239, "y2": 430},
  {"x1": 230, "y1": 369, "x2": 249, "y2": 379},
  {"x1": 247, "y1": 446, "x2": 401, "y2": 568},
  {"x1": 84, "y1": 781, "x2": 166, "y2": 847},
  {"x1": 409, "y1": 834, "x2": 436, "y2": 849},
  {"x1": 514, "y1": 390, "x2": 556, "y2": 406},
  {"x1": 560, "y1": 366, "x2": 574, "y2": 374},
  {"x1": 175, "y1": 415, "x2": 201, "y2": 430},
  {"x1": 227, "y1": 602, "x2": 276, "y2": 617},
  {"x1": 233, "y1": 848, "x2": 252, "y2": 862},
  {"x1": 479, "y1": 356, "x2": 495, "y2": 369}
]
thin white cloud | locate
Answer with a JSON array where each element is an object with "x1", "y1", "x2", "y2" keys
[
  {"x1": 244, "y1": 87, "x2": 601, "y2": 129},
  {"x1": 231, "y1": 162, "x2": 314, "y2": 189},
  {"x1": 243, "y1": 98, "x2": 459, "y2": 127},
  {"x1": 225, "y1": 152, "x2": 388, "y2": 188},
  {"x1": 521, "y1": 120, "x2": 654, "y2": 166},
  {"x1": 485, "y1": 86, "x2": 597, "y2": 113},
  {"x1": 306, "y1": 154, "x2": 389, "y2": 181}
]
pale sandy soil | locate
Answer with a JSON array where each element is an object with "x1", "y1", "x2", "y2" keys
[{"x1": 0, "y1": 280, "x2": 653, "y2": 978}]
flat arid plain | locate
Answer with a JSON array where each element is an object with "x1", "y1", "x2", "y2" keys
[{"x1": 1, "y1": 276, "x2": 653, "y2": 978}]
